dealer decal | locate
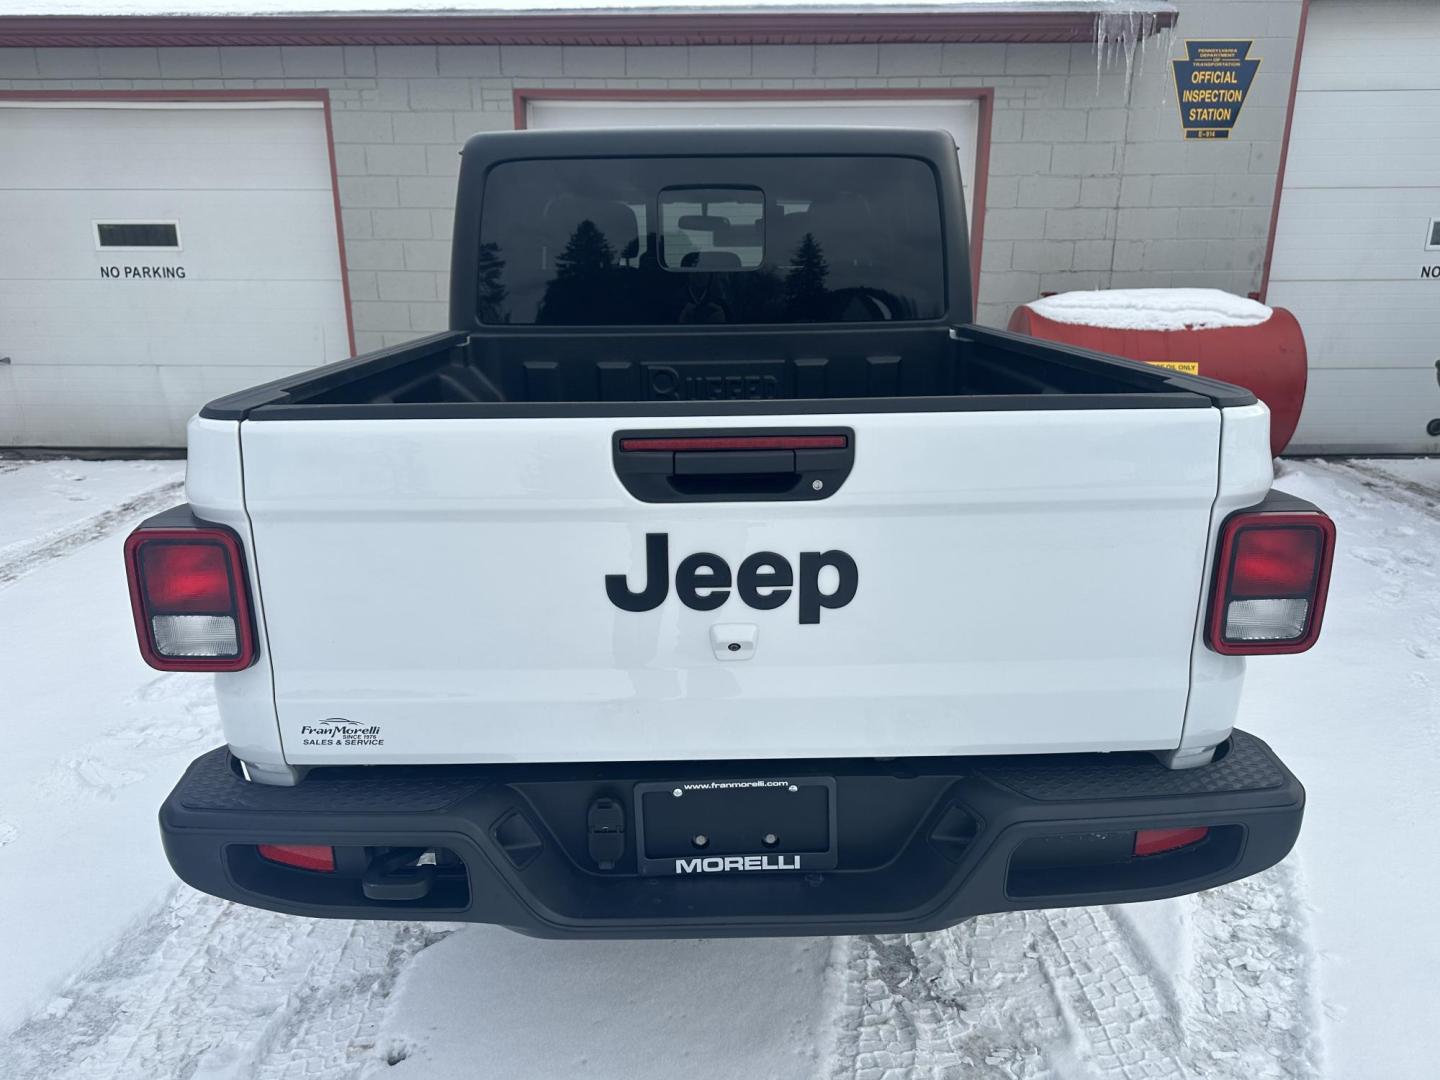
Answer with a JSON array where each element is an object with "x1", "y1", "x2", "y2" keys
[
  {"x1": 300, "y1": 718, "x2": 385, "y2": 748},
  {"x1": 675, "y1": 854, "x2": 803, "y2": 874}
]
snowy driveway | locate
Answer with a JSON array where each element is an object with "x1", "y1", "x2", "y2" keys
[{"x1": 1, "y1": 456, "x2": 1436, "y2": 1079}]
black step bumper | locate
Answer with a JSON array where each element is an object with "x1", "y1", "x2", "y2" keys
[{"x1": 159, "y1": 731, "x2": 1303, "y2": 938}]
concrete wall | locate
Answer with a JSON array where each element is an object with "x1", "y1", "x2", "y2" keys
[{"x1": 0, "y1": 0, "x2": 1303, "y2": 350}]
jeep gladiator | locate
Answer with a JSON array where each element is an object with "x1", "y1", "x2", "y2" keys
[{"x1": 131, "y1": 128, "x2": 1332, "y2": 937}]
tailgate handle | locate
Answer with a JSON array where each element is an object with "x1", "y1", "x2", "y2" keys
[
  {"x1": 674, "y1": 449, "x2": 793, "y2": 475},
  {"x1": 613, "y1": 430, "x2": 854, "y2": 503}
]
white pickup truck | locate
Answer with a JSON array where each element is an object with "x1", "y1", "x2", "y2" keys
[{"x1": 131, "y1": 128, "x2": 1332, "y2": 937}]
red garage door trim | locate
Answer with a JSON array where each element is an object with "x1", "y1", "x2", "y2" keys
[
  {"x1": 512, "y1": 87, "x2": 993, "y2": 309},
  {"x1": 0, "y1": 88, "x2": 357, "y2": 357},
  {"x1": 0, "y1": 11, "x2": 1176, "y2": 48},
  {"x1": 1258, "y1": 0, "x2": 1313, "y2": 303}
]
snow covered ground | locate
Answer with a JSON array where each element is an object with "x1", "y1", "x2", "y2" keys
[{"x1": 1, "y1": 454, "x2": 1436, "y2": 1078}]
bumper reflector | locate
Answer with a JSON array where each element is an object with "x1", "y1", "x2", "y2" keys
[
  {"x1": 1133, "y1": 826, "x2": 1210, "y2": 857},
  {"x1": 257, "y1": 844, "x2": 336, "y2": 872}
]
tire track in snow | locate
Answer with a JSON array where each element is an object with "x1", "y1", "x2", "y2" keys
[
  {"x1": 1297, "y1": 460, "x2": 1440, "y2": 665},
  {"x1": 247, "y1": 921, "x2": 452, "y2": 1080},
  {"x1": 35, "y1": 674, "x2": 220, "y2": 802},
  {"x1": 1031, "y1": 906, "x2": 1185, "y2": 1078},
  {"x1": 1172, "y1": 860, "x2": 1320, "y2": 1078},
  {"x1": 3, "y1": 887, "x2": 449, "y2": 1080},
  {"x1": 1307, "y1": 459, "x2": 1440, "y2": 524},
  {"x1": 0, "y1": 478, "x2": 185, "y2": 589},
  {"x1": 829, "y1": 863, "x2": 1318, "y2": 1079}
]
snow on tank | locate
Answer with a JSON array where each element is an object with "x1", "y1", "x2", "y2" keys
[{"x1": 1026, "y1": 288, "x2": 1274, "y2": 333}]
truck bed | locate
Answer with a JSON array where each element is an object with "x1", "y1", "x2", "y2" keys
[{"x1": 201, "y1": 324, "x2": 1253, "y2": 421}]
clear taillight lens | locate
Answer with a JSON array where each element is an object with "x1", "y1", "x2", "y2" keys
[
  {"x1": 1207, "y1": 511, "x2": 1335, "y2": 655},
  {"x1": 124, "y1": 526, "x2": 256, "y2": 671}
]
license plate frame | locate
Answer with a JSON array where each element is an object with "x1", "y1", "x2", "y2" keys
[{"x1": 632, "y1": 776, "x2": 837, "y2": 876}]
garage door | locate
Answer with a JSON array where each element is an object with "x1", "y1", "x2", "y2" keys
[
  {"x1": 523, "y1": 95, "x2": 981, "y2": 257},
  {"x1": 0, "y1": 100, "x2": 351, "y2": 448},
  {"x1": 1268, "y1": 0, "x2": 1440, "y2": 453}
]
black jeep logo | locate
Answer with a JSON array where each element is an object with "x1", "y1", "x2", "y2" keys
[{"x1": 604, "y1": 533, "x2": 857, "y2": 624}]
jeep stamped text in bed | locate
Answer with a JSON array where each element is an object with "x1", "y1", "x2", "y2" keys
[{"x1": 130, "y1": 128, "x2": 1333, "y2": 937}]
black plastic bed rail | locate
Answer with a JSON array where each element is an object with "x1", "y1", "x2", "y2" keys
[
  {"x1": 160, "y1": 731, "x2": 1302, "y2": 939},
  {"x1": 198, "y1": 324, "x2": 1255, "y2": 423}
]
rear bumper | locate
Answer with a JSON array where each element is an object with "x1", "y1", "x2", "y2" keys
[{"x1": 160, "y1": 731, "x2": 1303, "y2": 938}]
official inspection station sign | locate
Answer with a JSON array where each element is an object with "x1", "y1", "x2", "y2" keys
[{"x1": 1172, "y1": 41, "x2": 1261, "y2": 140}]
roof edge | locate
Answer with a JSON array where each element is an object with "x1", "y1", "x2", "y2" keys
[{"x1": 0, "y1": 10, "x2": 1178, "y2": 49}]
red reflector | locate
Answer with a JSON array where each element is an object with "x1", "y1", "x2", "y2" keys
[
  {"x1": 1229, "y1": 526, "x2": 1322, "y2": 598},
  {"x1": 619, "y1": 435, "x2": 847, "y2": 452},
  {"x1": 139, "y1": 542, "x2": 233, "y2": 612},
  {"x1": 1133, "y1": 826, "x2": 1210, "y2": 857},
  {"x1": 258, "y1": 844, "x2": 336, "y2": 872}
]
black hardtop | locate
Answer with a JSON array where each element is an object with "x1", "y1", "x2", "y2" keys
[
  {"x1": 450, "y1": 125, "x2": 973, "y2": 332},
  {"x1": 457, "y1": 125, "x2": 960, "y2": 162}
]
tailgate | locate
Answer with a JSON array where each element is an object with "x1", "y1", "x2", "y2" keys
[{"x1": 239, "y1": 409, "x2": 1221, "y2": 765}]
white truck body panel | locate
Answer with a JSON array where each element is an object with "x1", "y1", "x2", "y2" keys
[
  {"x1": 184, "y1": 416, "x2": 287, "y2": 778},
  {"x1": 1177, "y1": 401, "x2": 1272, "y2": 758},
  {"x1": 228, "y1": 406, "x2": 1228, "y2": 767}
]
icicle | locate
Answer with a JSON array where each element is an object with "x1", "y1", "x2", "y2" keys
[
  {"x1": 1093, "y1": 3, "x2": 1160, "y2": 99},
  {"x1": 1095, "y1": 10, "x2": 1108, "y2": 92}
]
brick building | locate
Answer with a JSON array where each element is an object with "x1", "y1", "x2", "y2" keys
[{"x1": 1, "y1": 1, "x2": 1437, "y2": 452}]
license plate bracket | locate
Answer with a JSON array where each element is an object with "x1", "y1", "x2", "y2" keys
[{"x1": 633, "y1": 776, "x2": 837, "y2": 876}]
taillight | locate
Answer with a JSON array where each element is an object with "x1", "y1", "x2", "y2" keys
[
  {"x1": 124, "y1": 526, "x2": 256, "y2": 671},
  {"x1": 1207, "y1": 510, "x2": 1335, "y2": 655}
]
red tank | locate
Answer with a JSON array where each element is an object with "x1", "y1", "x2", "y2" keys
[{"x1": 1007, "y1": 303, "x2": 1307, "y2": 457}]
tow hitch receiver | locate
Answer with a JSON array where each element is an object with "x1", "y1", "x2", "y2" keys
[
  {"x1": 362, "y1": 848, "x2": 437, "y2": 901},
  {"x1": 587, "y1": 798, "x2": 626, "y2": 870}
]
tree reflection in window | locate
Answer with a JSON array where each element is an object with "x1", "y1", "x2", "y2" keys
[
  {"x1": 784, "y1": 233, "x2": 829, "y2": 322},
  {"x1": 537, "y1": 219, "x2": 620, "y2": 325},
  {"x1": 476, "y1": 241, "x2": 508, "y2": 323}
]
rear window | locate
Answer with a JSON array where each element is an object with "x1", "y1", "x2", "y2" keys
[{"x1": 476, "y1": 156, "x2": 945, "y2": 325}]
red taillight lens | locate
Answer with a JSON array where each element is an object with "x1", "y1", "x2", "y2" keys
[
  {"x1": 124, "y1": 525, "x2": 256, "y2": 671},
  {"x1": 1207, "y1": 510, "x2": 1335, "y2": 655},
  {"x1": 139, "y1": 543, "x2": 233, "y2": 612},
  {"x1": 258, "y1": 844, "x2": 335, "y2": 872},
  {"x1": 619, "y1": 435, "x2": 848, "y2": 452},
  {"x1": 1134, "y1": 826, "x2": 1210, "y2": 857},
  {"x1": 1229, "y1": 527, "x2": 1322, "y2": 597}
]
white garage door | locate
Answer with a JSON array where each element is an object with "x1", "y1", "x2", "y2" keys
[
  {"x1": 524, "y1": 97, "x2": 981, "y2": 243},
  {"x1": 0, "y1": 100, "x2": 351, "y2": 448},
  {"x1": 1268, "y1": 0, "x2": 1440, "y2": 453}
]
